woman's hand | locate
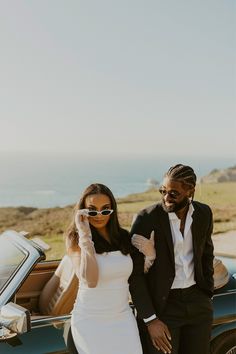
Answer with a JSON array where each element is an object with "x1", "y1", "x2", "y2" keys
[
  {"x1": 132, "y1": 230, "x2": 155, "y2": 256},
  {"x1": 75, "y1": 209, "x2": 92, "y2": 239},
  {"x1": 132, "y1": 231, "x2": 156, "y2": 272}
]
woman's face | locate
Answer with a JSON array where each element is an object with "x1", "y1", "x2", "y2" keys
[{"x1": 84, "y1": 193, "x2": 112, "y2": 231}]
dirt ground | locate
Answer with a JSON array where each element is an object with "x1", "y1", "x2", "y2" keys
[{"x1": 212, "y1": 230, "x2": 236, "y2": 258}]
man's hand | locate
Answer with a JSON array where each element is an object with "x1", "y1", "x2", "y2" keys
[{"x1": 147, "y1": 319, "x2": 172, "y2": 354}]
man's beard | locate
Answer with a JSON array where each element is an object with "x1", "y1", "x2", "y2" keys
[{"x1": 162, "y1": 196, "x2": 190, "y2": 213}]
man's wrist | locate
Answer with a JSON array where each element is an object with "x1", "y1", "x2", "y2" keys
[
  {"x1": 145, "y1": 318, "x2": 158, "y2": 326},
  {"x1": 143, "y1": 314, "x2": 158, "y2": 326}
]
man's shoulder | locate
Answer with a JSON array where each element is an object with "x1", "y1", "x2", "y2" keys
[
  {"x1": 131, "y1": 203, "x2": 163, "y2": 233},
  {"x1": 193, "y1": 200, "x2": 212, "y2": 214},
  {"x1": 138, "y1": 202, "x2": 163, "y2": 216}
]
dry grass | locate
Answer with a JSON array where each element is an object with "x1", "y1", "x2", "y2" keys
[{"x1": 1, "y1": 182, "x2": 235, "y2": 260}]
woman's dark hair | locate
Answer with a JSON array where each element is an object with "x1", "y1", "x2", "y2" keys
[{"x1": 65, "y1": 183, "x2": 131, "y2": 255}]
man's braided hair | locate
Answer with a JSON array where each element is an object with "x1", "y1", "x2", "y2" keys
[{"x1": 165, "y1": 164, "x2": 196, "y2": 188}]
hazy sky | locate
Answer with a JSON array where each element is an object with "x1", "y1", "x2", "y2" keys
[{"x1": 1, "y1": 0, "x2": 235, "y2": 159}]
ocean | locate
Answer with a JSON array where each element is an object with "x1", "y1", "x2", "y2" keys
[{"x1": 0, "y1": 153, "x2": 234, "y2": 208}]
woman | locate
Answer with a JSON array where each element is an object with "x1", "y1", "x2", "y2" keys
[{"x1": 65, "y1": 183, "x2": 143, "y2": 354}]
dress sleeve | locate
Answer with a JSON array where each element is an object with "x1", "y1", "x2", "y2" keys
[{"x1": 68, "y1": 237, "x2": 99, "y2": 288}]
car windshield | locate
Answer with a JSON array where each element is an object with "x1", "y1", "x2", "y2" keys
[{"x1": 0, "y1": 234, "x2": 26, "y2": 292}]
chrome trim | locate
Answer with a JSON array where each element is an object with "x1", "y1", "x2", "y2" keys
[
  {"x1": 226, "y1": 346, "x2": 236, "y2": 354},
  {"x1": 213, "y1": 316, "x2": 236, "y2": 325},
  {"x1": 0, "y1": 326, "x2": 17, "y2": 341},
  {"x1": 31, "y1": 315, "x2": 71, "y2": 329},
  {"x1": 0, "y1": 302, "x2": 31, "y2": 334},
  {"x1": 32, "y1": 314, "x2": 70, "y2": 324},
  {"x1": 214, "y1": 290, "x2": 236, "y2": 297}
]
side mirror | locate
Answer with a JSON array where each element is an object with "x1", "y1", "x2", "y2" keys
[{"x1": 0, "y1": 302, "x2": 31, "y2": 340}]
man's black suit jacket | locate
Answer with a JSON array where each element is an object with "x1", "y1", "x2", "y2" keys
[{"x1": 129, "y1": 201, "x2": 214, "y2": 320}]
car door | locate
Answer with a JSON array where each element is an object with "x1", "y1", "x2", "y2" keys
[{"x1": 0, "y1": 230, "x2": 71, "y2": 354}]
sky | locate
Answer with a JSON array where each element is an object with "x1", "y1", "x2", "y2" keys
[{"x1": 0, "y1": 0, "x2": 235, "y2": 160}]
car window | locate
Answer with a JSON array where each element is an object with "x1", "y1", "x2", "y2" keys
[{"x1": 0, "y1": 234, "x2": 26, "y2": 292}]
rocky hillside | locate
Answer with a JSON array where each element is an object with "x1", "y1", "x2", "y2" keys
[{"x1": 200, "y1": 165, "x2": 236, "y2": 183}]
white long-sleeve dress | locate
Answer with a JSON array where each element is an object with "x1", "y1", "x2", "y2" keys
[{"x1": 70, "y1": 235, "x2": 143, "y2": 354}]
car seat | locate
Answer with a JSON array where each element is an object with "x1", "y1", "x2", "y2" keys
[{"x1": 38, "y1": 255, "x2": 79, "y2": 316}]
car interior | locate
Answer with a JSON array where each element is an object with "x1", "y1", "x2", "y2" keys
[
  {"x1": 15, "y1": 255, "x2": 79, "y2": 318},
  {"x1": 14, "y1": 254, "x2": 228, "y2": 321}
]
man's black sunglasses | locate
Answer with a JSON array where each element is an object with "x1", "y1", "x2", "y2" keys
[{"x1": 159, "y1": 188, "x2": 181, "y2": 199}]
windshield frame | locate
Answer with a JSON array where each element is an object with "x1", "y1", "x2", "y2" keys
[{"x1": 0, "y1": 230, "x2": 45, "y2": 307}]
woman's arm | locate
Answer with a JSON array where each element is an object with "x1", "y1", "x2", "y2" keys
[
  {"x1": 68, "y1": 240, "x2": 98, "y2": 288},
  {"x1": 67, "y1": 210, "x2": 99, "y2": 287}
]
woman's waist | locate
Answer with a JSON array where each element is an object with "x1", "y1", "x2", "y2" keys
[
  {"x1": 80, "y1": 279, "x2": 129, "y2": 289},
  {"x1": 74, "y1": 287, "x2": 130, "y2": 310},
  {"x1": 73, "y1": 300, "x2": 131, "y2": 315},
  {"x1": 77, "y1": 286, "x2": 130, "y2": 297}
]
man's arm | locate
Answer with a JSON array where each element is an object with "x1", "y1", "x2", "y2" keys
[
  {"x1": 202, "y1": 206, "x2": 214, "y2": 296},
  {"x1": 129, "y1": 209, "x2": 172, "y2": 354},
  {"x1": 129, "y1": 212, "x2": 156, "y2": 319}
]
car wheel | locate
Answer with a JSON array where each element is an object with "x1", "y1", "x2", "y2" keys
[{"x1": 211, "y1": 330, "x2": 236, "y2": 354}]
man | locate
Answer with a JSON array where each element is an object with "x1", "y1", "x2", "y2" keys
[{"x1": 129, "y1": 164, "x2": 214, "y2": 354}]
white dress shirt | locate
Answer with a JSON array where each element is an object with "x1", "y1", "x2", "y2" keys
[
  {"x1": 169, "y1": 203, "x2": 196, "y2": 289},
  {"x1": 144, "y1": 203, "x2": 196, "y2": 323}
]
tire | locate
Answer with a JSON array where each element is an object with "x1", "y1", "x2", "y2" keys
[{"x1": 211, "y1": 330, "x2": 236, "y2": 354}]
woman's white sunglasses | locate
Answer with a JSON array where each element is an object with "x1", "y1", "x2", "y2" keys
[{"x1": 85, "y1": 209, "x2": 114, "y2": 217}]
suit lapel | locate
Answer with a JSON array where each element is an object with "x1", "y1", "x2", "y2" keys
[{"x1": 157, "y1": 207, "x2": 175, "y2": 266}]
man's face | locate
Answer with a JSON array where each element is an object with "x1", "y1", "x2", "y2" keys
[{"x1": 160, "y1": 177, "x2": 193, "y2": 213}]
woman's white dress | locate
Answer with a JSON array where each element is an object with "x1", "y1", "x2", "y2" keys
[{"x1": 71, "y1": 251, "x2": 143, "y2": 354}]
